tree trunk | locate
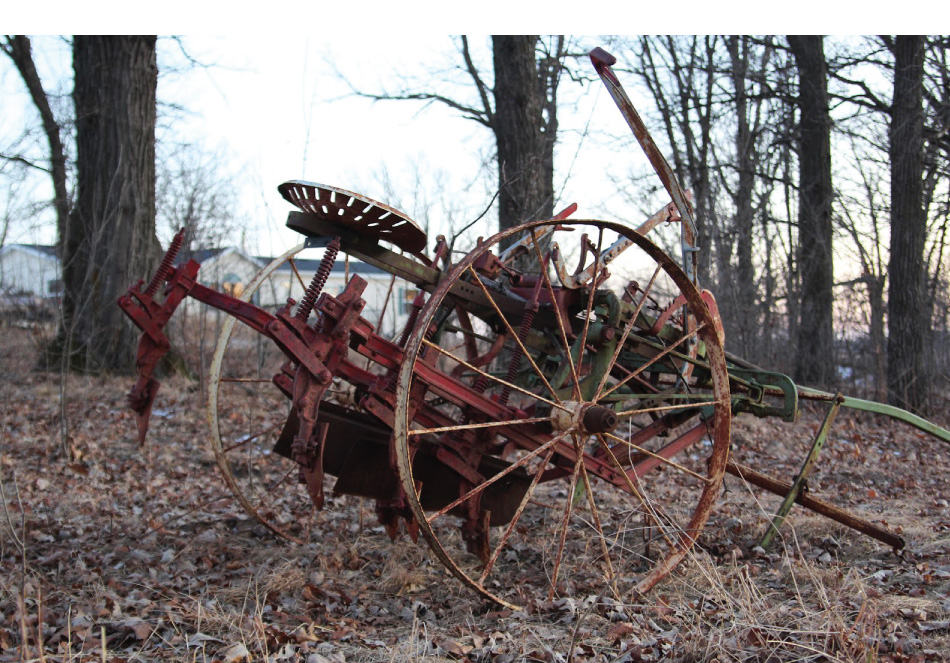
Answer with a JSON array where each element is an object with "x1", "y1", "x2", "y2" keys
[
  {"x1": 58, "y1": 36, "x2": 161, "y2": 373},
  {"x1": 726, "y1": 36, "x2": 758, "y2": 359},
  {"x1": 492, "y1": 36, "x2": 554, "y2": 233},
  {"x1": 867, "y1": 275, "x2": 887, "y2": 402},
  {"x1": 788, "y1": 35, "x2": 835, "y2": 387},
  {"x1": 887, "y1": 35, "x2": 930, "y2": 412}
]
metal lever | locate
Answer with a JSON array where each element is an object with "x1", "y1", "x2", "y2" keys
[{"x1": 590, "y1": 47, "x2": 700, "y2": 285}]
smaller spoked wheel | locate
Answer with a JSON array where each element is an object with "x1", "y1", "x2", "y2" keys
[
  {"x1": 209, "y1": 241, "x2": 418, "y2": 541},
  {"x1": 208, "y1": 244, "x2": 321, "y2": 543},
  {"x1": 393, "y1": 219, "x2": 731, "y2": 608}
]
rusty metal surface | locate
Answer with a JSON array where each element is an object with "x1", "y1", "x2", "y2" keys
[
  {"x1": 279, "y1": 181, "x2": 427, "y2": 253},
  {"x1": 726, "y1": 461, "x2": 905, "y2": 550},
  {"x1": 392, "y1": 218, "x2": 732, "y2": 608},
  {"x1": 114, "y1": 45, "x2": 950, "y2": 613}
]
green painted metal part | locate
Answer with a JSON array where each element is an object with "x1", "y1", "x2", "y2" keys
[
  {"x1": 798, "y1": 387, "x2": 950, "y2": 445},
  {"x1": 760, "y1": 394, "x2": 843, "y2": 549},
  {"x1": 730, "y1": 367, "x2": 799, "y2": 422}
]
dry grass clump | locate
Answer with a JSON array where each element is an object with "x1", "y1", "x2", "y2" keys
[{"x1": 2, "y1": 327, "x2": 949, "y2": 661}]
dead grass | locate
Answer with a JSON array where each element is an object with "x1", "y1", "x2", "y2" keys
[{"x1": 1, "y1": 326, "x2": 949, "y2": 661}]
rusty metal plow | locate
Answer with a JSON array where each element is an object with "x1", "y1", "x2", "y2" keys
[{"x1": 116, "y1": 48, "x2": 950, "y2": 610}]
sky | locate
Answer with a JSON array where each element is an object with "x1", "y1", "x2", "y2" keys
[
  {"x1": 2, "y1": 19, "x2": 935, "y2": 263},
  {"x1": 2, "y1": 34, "x2": 666, "y2": 258}
]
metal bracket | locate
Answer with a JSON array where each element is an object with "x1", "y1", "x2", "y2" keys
[
  {"x1": 304, "y1": 235, "x2": 336, "y2": 249},
  {"x1": 730, "y1": 367, "x2": 798, "y2": 422}
]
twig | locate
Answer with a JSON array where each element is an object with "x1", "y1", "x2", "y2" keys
[
  {"x1": 135, "y1": 495, "x2": 230, "y2": 541},
  {"x1": 0, "y1": 462, "x2": 26, "y2": 555},
  {"x1": 566, "y1": 595, "x2": 600, "y2": 663}
]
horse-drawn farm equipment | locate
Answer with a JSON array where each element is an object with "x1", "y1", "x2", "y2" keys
[{"x1": 118, "y1": 48, "x2": 950, "y2": 609}]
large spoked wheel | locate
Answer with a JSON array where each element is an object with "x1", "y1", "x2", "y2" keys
[{"x1": 393, "y1": 219, "x2": 731, "y2": 609}]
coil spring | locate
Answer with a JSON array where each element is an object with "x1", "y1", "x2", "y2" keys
[
  {"x1": 395, "y1": 300, "x2": 422, "y2": 349},
  {"x1": 498, "y1": 306, "x2": 537, "y2": 406},
  {"x1": 384, "y1": 299, "x2": 425, "y2": 393},
  {"x1": 296, "y1": 237, "x2": 340, "y2": 322},
  {"x1": 471, "y1": 373, "x2": 491, "y2": 395},
  {"x1": 144, "y1": 229, "x2": 185, "y2": 297}
]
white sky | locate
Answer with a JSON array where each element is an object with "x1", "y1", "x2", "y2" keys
[
  {"x1": 3, "y1": 33, "x2": 663, "y2": 257},
  {"x1": 1, "y1": 11, "x2": 937, "y2": 260}
]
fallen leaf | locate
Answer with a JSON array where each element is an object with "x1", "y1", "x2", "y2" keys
[
  {"x1": 121, "y1": 619, "x2": 153, "y2": 641},
  {"x1": 218, "y1": 642, "x2": 250, "y2": 662},
  {"x1": 607, "y1": 622, "x2": 634, "y2": 644}
]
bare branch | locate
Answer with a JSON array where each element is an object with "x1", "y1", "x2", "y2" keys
[
  {"x1": 0, "y1": 152, "x2": 51, "y2": 173},
  {"x1": 460, "y1": 35, "x2": 494, "y2": 127},
  {"x1": 358, "y1": 89, "x2": 491, "y2": 128}
]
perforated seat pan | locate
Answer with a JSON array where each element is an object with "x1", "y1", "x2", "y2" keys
[{"x1": 279, "y1": 181, "x2": 427, "y2": 253}]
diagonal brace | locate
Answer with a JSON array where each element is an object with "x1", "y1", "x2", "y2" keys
[{"x1": 760, "y1": 393, "x2": 843, "y2": 549}]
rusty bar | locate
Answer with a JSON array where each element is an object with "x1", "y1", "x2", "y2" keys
[{"x1": 725, "y1": 461, "x2": 905, "y2": 550}]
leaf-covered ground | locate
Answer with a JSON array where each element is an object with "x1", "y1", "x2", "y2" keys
[{"x1": 1, "y1": 327, "x2": 949, "y2": 662}]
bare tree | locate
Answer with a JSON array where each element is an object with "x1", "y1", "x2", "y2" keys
[
  {"x1": 349, "y1": 36, "x2": 567, "y2": 236},
  {"x1": 788, "y1": 35, "x2": 835, "y2": 388},
  {"x1": 156, "y1": 141, "x2": 243, "y2": 252},
  {"x1": 887, "y1": 35, "x2": 930, "y2": 411},
  {"x1": 57, "y1": 36, "x2": 162, "y2": 373},
  {"x1": 1, "y1": 36, "x2": 70, "y2": 251}
]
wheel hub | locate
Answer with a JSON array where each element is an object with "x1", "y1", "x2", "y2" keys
[
  {"x1": 583, "y1": 405, "x2": 619, "y2": 434},
  {"x1": 550, "y1": 401, "x2": 619, "y2": 435}
]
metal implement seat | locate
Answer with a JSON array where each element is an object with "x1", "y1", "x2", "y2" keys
[{"x1": 279, "y1": 181, "x2": 427, "y2": 254}]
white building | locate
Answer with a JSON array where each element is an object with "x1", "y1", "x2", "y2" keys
[
  {"x1": 179, "y1": 247, "x2": 267, "y2": 304},
  {"x1": 0, "y1": 243, "x2": 412, "y2": 338},
  {"x1": 253, "y1": 254, "x2": 413, "y2": 339},
  {"x1": 0, "y1": 244, "x2": 61, "y2": 314}
]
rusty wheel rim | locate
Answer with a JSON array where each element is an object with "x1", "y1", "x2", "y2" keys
[
  {"x1": 208, "y1": 244, "x2": 319, "y2": 544},
  {"x1": 393, "y1": 219, "x2": 731, "y2": 609}
]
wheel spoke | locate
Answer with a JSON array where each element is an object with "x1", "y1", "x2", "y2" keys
[
  {"x1": 466, "y1": 266, "x2": 563, "y2": 403},
  {"x1": 601, "y1": 322, "x2": 706, "y2": 400},
  {"x1": 529, "y1": 230, "x2": 581, "y2": 400},
  {"x1": 265, "y1": 464, "x2": 299, "y2": 497},
  {"x1": 421, "y1": 338, "x2": 569, "y2": 413},
  {"x1": 548, "y1": 435, "x2": 585, "y2": 600},
  {"x1": 616, "y1": 397, "x2": 720, "y2": 419},
  {"x1": 602, "y1": 431, "x2": 713, "y2": 484},
  {"x1": 595, "y1": 434, "x2": 676, "y2": 547},
  {"x1": 594, "y1": 264, "x2": 662, "y2": 401},
  {"x1": 427, "y1": 433, "x2": 568, "y2": 525},
  {"x1": 220, "y1": 377, "x2": 274, "y2": 384},
  {"x1": 479, "y1": 443, "x2": 559, "y2": 582},
  {"x1": 578, "y1": 459, "x2": 619, "y2": 599},
  {"x1": 408, "y1": 416, "x2": 552, "y2": 437},
  {"x1": 575, "y1": 228, "x2": 605, "y2": 381},
  {"x1": 223, "y1": 422, "x2": 282, "y2": 452},
  {"x1": 287, "y1": 257, "x2": 307, "y2": 294}
]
